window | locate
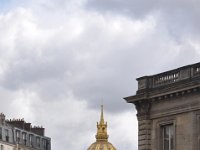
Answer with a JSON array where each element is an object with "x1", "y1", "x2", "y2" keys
[
  {"x1": 46, "y1": 141, "x2": 50, "y2": 150},
  {"x1": 29, "y1": 134, "x2": 33, "y2": 147},
  {"x1": 162, "y1": 124, "x2": 174, "y2": 150},
  {"x1": 22, "y1": 132, "x2": 27, "y2": 145},
  {"x1": 5, "y1": 129, "x2": 9, "y2": 142},
  {"x1": 42, "y1": 139, "x2": 46, "y2": 150},
  {"x1": 36, "y1": 137, "x2": 40, "y2": 148},
  {"x1": 0, "y1": 128, "x2": 2, "y2": 139},
  {"x1": 16, "y1": 130, "x2": 20, "y2": 143}
]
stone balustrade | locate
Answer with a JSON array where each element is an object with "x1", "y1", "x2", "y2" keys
[{"x1": 137, "y1": 62, "x2": 200, "y2": 91}]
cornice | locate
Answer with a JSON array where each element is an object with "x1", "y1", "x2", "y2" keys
[{"x1": 124, "y1": 80, "x2": 200, "y2": 104}]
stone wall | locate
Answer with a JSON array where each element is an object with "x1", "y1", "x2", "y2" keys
[{"x1": 124, "y1": 62, "x2": 200, "y2": 150}]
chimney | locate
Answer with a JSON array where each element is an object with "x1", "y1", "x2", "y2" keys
[
  {"x1": 0, "y1": 113, "x2": 5, "y2": 124},
  {"x1": 24, "y1": 123, "x2": 31, "y2": 131},
  {"x1": 7, "y1": 119, "x2": 25, "y2": 129},
  {"x1": 31, "y1": 126, "x2": 45, "y2": 136}
]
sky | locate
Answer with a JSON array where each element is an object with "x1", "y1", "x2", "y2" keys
[{"x1": 0, "y1": 0, "x2": 200, "y2": 150}]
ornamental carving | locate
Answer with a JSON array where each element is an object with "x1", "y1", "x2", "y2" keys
[{"x1": 135, "y1": 101, "x2": 151, "y2": 118}]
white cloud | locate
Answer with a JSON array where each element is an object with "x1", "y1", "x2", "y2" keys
[{"x1": 0, "y1": 0, "x2": 200, "y2": 150}]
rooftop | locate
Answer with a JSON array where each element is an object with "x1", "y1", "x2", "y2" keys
[
  {"x1": 124, "y1": 62, "x2": 200, "y2": 103},
  {"x1": 0, "y1": 113, "x2": 45, "y2": 136}
]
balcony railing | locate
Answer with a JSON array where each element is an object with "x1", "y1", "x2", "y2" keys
[
  {"x1": 153, "y1": 71, "x2": 179, "y2": 87},
  {"x1": 137, "y1": 62, "x2": 200, "y2": 91}
]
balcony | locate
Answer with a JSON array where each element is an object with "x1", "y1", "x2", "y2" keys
[{"x1": 137, "y1": 62, "x2": 200, "y2": 92}]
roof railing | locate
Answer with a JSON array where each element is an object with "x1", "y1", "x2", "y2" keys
[{"x1": 137, "y1": 62, "x2": 200, "y2": 91}]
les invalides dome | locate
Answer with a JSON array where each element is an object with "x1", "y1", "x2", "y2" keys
[{"x1": 87, "y1": 105, "x2": 116, "y2": 150}]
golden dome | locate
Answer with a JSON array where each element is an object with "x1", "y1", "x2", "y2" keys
[
  {"x1": 87, "y1": 141, "x2": 116, "y2": 150},
  {"x1": 87, "y1": 105, "x2": 117, "y2": 150}
]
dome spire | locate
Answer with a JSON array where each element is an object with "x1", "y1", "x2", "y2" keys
[
  {"x1": 100, "y1": 105, "x2": 104, "y2": 124},
  {"x1": 96, "y1": 105, "x2": 108, "y2": 141},
  {"x1": 87, "y1": 104, "x2": 117, "y2": 150}
]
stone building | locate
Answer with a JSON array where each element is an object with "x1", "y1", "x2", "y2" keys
[
  {"x1": 87, "y1": 105, "x2": 116, "y2": 150},
  {"x1": 124, "y1": 62, "x2": 200, "y2": 150},
  {"x1": 0, "y1": 113, "x2": 51, "y2": 150}
]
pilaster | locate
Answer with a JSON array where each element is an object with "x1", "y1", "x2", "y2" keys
[{"x1": 135, "y1": 101, "x2": 151, "y2": 150}]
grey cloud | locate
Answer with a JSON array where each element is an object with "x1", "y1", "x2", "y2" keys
[
  {"x1": 86, "y1": 0, "x2": 200, "y2": 38},
  {"x1": 1, "y1": 13, "x2": 193, "y2": 113},
  {"x1": 86, "y1": 0, "x2": 158, "y2": 17},
  {"x1": 86, "y1": 0, "x2": 200, "y2": 19},
  {"x1": 1, "y1": 1, "x2": 200, "y2": 150}
]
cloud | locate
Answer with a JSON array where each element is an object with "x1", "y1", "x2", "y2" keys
[
  {"x1": 0, "y1": 5, "x2": 158, "y2": 110},
  {"x1": 86, "y1": 0, "x2": 200, "y2": 39},
  {"x1": 0, "y1": 4, "x2": 140, "y2": 150},
  {"x1": 0, "y1": 0, "x2": 200, "y2": 150}
]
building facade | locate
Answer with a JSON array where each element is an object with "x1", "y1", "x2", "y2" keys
[
  {"x1": 87, "y1": 105, "x2": 116, "y2": 150},
  {"x1": 124, "y1": 62, "x2": 200, "y2": 150},
  {"x1": 0, "y1": 113, "x2": 51, "y2": 150}
]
